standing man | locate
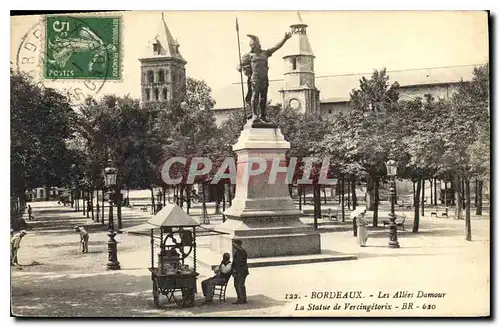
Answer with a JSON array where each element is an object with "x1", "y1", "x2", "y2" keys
[
  {"x1": 27, "y1": 205, "x2": 33, "y2": 221},
  {"x1": 237, "y1": 32, "x2": 292, "y2": 121},
  {"x1": 11, "y1": 230, "x2": 27, "y2": 266},
  {"x1": 232, "y1": 239, "x2": 249, "y2": 304}
]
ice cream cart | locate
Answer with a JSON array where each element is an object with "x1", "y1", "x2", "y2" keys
[{"x1": 146, "y1": 204, "x2": 200, "y2": 308}]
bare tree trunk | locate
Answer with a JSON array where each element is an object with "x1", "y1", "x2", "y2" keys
[
  {"x1": 373, "y1": 179, "x2": 379, "y2": 227},
  {"x1": 186, "y1": 184, "x2": 191, "y2": 214},
  {"x1": 366, "y1": 179, "x2": 374, "y2": 210},
  {"x1": 116, "y1": 184, "x2": 122, "y2": 230},
  {"x1": 462, "y1": 179, "x2": 466, "y2": 210},
  {"x1": 101, "y1": 189, "x2": 105, "y2": 224},
  {"x1": 465, "y1": 177, "x2": 472, "y2": 241},
  {"x1": 338, "y1": 184, "x2": 341, "y2": 205},
  {"x1": 347, "y1": 180, "x2": 351, "y2": 210},
  {"x1": 412, "y1": 181, "x2": 415, "y2": 207},
  {"x1": 476, "y1": 180, "x2": 483, "y2": 216},
  {"x1": 434, "y1": 178, "x2": 437, "y2": 205},
  {"x1": 474, "y1": 178, "x2": 478, "y2": 208},
  {"x1": 421, "y1": 179, "x2": 425, "y2": 217},
  {"x1": 323, "y1": 185, "x2": 327, "y2": 204},
  {"x1": 91, "y1": 189, "x2": 94, "y2": 221},
  {"x1": 444, "y1": 181, "x2": 448, "y2": 206},
  {"x1": 86, "y1": 191, "x2": 90, "y2": 218},
  {"x1": 351, "y1": 179, "x2": 357, "y2": 210},
  {"x1": 96, "y1": 189, "x2": 100, "y2": 221},
  {"x1": 413, "y1": 179, "x2": 422, "y2": 233},
  {"x1": 222, "y1": 184, "x2": 226, "y2": 222},
  {"x1": 202, "y1": 182, "x2": 208, "y2": 224},
  {"x1": 429, "y1": 179, "x2": 433, "y2": 208},
  {"x1": 341, "y1": 176, "x2": 345, "y2": 222},
  {"x1": 298, "y1": 185, "x2": 302, "y2": 210},
  {"x1": 455, "y1": 176, "x2": 462, "y2": 219},
  {"x1": 83, "y1": 192, "x2": 86, "y2": 216},
  {"x1": 394, "y1": 181, "x2": 398, "y2": 205},
  {"x1": 313, "y1": 184, "x2": 320, "y2": 230},
  {"x1": 150, "y1": 187, "x2": 155, "y2": 214}
]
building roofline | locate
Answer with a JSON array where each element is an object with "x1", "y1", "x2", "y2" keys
[{"x1": 229, "y1": 63, "x2": 486, "y2": 86}]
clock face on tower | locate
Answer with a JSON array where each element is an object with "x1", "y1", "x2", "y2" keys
[{"x1": 289, "y1": 98, "x2": 301, "y2": 110}]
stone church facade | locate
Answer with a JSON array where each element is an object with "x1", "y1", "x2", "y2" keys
[{"x1": 139, "y1": 14, "x2": 186, "y2": 106}]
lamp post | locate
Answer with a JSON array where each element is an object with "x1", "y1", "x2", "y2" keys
[
  {"x1": 103, "y1": 160, "x2": 120, "y2": 270},
  {"x1": 386, "y1": 160, "x2": 400, "y2": 248}
]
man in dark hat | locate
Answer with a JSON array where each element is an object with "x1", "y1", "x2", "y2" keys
[
  {"x1": 237, "y1": 32, "x2": 292, "y2": 122},
  {"x1": 231, "y1": 239, "x2": 249, "y2": 304}
]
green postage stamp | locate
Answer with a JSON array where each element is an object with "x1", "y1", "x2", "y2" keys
[{"x1": 44, "y1": 15, "x2": 121, "y2": 80}]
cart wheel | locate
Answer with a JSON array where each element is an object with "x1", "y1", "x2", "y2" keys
[{"x1": 152, "y1": 279, "x2": 160, "y2": 308}]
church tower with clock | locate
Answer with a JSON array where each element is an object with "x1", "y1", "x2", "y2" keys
[
  {"x1": 139, "y1": 13, "x2": 187, "y2": 106},
  {"x1": 279, "y1": 13, "x2": 320, "y2": 113}
]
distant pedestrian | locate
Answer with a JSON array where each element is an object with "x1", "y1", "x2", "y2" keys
[
  {"x1": 74, "y1": 226, "x2": 89, "y2": 253},
  {"x1": 232, "y1": 239, "x2": 249, "y2": 304},
  {"x1": 11, "y1": 230, "x2": 27, "y2": 266},
  {"x1": 27, "y1": 205, "x2": 33, "y2": 221},
  {"x1": 87, "y1": 200, "x2": 93, "y2": 215},
  {"x1": 356, "y1": 210, "x2": 369, "y2": 247}
]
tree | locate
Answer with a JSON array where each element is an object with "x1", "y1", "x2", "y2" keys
[
  {"x1": 446, "y1": 64, "x2": 490, "y2": 240},
  {"x1": 348, "y1": 68, "x2": 400, "y2": 226},
  {"x1": 11, "y1": 70, "x2": 77, "y2": 215}
]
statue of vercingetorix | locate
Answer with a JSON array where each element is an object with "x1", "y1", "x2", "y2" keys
[{"x1": 237, "y1": 32, "x2": 292, "y2": 123}]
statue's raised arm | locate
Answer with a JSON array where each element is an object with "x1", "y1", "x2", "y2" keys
[{"x1": 266, "y1": 32, "x2": 292, "y2": 56}]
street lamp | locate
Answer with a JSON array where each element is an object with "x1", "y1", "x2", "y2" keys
[
  {"x1": 386, "y1": 160, "x2": 400, "y2": 248},
  {"x1": 103, "y1": 159, "x2": 120, "y2": 270}
]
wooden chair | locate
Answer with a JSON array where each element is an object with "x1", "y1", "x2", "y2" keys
[
  {"x1": 382, "y1": 214, "x2": 406, "y2": 231},
  {"x1": 325, "y1": 208, "x2": 339, "y2": 221},
  {"x1": 430, "y1": 207, "x2": 448, "y2": 218},
  {"x1": 213, "y1": 278, "x2": 230, "y2": 303}
]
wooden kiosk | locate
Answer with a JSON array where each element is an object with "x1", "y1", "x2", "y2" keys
[{"x1": 147, "y1": 204, "x2": 200, "y2": 308}]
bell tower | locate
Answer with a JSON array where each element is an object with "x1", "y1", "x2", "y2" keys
[
  {"x1": 279, "y1": 12, "x2": 320, "y2": 113},
  {"x1": 139, "y1": 13, "x2": 187, "y2": 105}
]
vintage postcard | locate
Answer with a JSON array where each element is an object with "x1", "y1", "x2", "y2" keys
[{"x1": 10, "y1": 10, "x2": 490, "y2": 317}]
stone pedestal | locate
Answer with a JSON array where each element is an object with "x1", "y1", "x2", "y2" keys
[{"x1": 211, "y1": 120, "x2": 321, "y2": 258}]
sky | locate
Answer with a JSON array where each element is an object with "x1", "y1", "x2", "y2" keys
[{"x1": 10, "y1": 10, "x2": 489, "y2": 104}]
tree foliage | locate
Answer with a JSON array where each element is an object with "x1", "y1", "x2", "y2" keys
[{"x1": 11, "y1": 71, "x2": 77, "y2": 198}]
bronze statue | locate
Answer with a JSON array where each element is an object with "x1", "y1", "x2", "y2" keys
[{"x1": 237, "y1": 32, "x2": 292, "y2": 122}]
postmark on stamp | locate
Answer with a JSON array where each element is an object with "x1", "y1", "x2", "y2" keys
[{"x1": 44, "y1": 15, "x2": 121, "y2": 80}]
